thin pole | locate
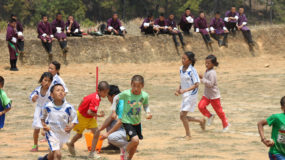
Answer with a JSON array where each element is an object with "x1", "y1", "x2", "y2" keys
[{"x1": 96, "y1": 66, "x2": 99, "y2": 92}]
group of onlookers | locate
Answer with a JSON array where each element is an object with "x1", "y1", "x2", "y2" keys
[{"x1": 140, "y1": 7, "x2": 254, "y2": 50}]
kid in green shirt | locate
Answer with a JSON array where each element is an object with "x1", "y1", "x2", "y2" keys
[{"x1": 0, "y1": 76, "x2": 12, "y2": 130}]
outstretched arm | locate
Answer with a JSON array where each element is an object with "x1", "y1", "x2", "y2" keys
[{"x1": 257, "y1": 119, "x2": 274, "y2": 147}]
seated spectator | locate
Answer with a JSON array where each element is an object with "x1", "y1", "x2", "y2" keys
[
  {"x1": 210, "y1": 11, "x2": 229, "y2": 47},
  {"x1": 167, "y1": 14, "x2": 185, "y2": 47},
  {"x1": 224, "y1": 7, "x2": 239, "y2": 37},
  {"x1": 140, "y1": 15, "x2": 155, "y2": 35},
  {"x1": 195, "y1": 11, "x2": 213, "y2": 45},
  {"x1": 37, "y1": 15, "x2": 54, "y2": 61},
  {"x1": 105, "y1": 13, "x2": 126, "y2": 36},
  {"x1": 178, "y1": 8, "x2": 195, "y2": 36},
  {"x1": 11, "y1": 14, "x2": 25, "y2": 59},
  {"x1": 237, "y1": 7, "x2": 254, "y2": 47},
  {"x1": 154, "y1": 14, "x2": 169, "y2": 34},
  {"x1": 66, "y1": 16, "x2": 83, "y2": 37}
]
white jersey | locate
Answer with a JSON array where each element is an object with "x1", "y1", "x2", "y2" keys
[
  {"x1": 49, "y1": 74, "x2": 69, "y2": 93},
  {"x1": 180, "y1": 65, "x2": 200, "y2": 97},
  {"x1": 30, "y1": 86, "x2": 52, "y2": 129},
  {"x1": 30, "y1": 86, "x2": 52, "y2": 108},
  {"x1": 41, "y1": 101, "x2": 78, "y2": 147}
]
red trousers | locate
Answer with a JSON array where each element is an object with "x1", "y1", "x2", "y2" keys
[{"x1": 198, "y1": 96, "x2": 228, "y2": 128}]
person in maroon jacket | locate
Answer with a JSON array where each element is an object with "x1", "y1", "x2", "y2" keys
[
  {"x1": 37, "y1": 15, "x2": 54, "y2": 61},
  {"x1": 167, "y1": 14, "x2": 185, "y2": 48},
  {"x1": 6, "y1": 18, "x2": 19, "y2": 71},
  {"x1": 66, "y1": 16, "x2": 82, "y2": 37},
  {"x1": 11, "y1": 14, "x2": 25, "y2": 60},
  {"x1": 178, "y1": 8, "x2": 195, "y2": 36}
]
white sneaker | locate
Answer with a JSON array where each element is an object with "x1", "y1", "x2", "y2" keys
[
  {"x1": 120, "y1": 147, "x2": 126, "y2": 160},
  {"x1": 207, "y1": 114, "x2": 215, "y2": 126},
  {"x1": 222, "y1": 123, "x2": 231, "y2": 133},
  {"x1": 88, "y1": 151, "x2": 101, "y2": 159}
]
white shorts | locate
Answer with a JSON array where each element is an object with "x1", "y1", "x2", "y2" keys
[
  {"x1": 32, "y1": 106, "x2": 43, "y2": 129},
  {"x1": 181, "y1": 95, "x2": 197, "y2": 112},
  {"x1": 46, "y1": 131, "x2": 66, "y2": 151}
]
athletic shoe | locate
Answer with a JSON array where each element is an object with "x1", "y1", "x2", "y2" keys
[
  {"x1": 120, "y1": 147, "x2": 126, "y2": 160},
  {"x1": 66, "y1": 142, "x2": 76, "y2": 156},
  {"x1": 207, "y1": 114, "x2": 215, "y2": 126},
  {"x1": 30, "y1": 145, "x2": 38, "y2": 152},
  {"x1": 88, "y1": 151, "x2": 101, "y2": 159},
  {"x1": 222, "y1": 123, "x2": 231, "y2": 133}
]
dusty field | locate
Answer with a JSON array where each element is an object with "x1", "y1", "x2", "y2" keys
[{"x1": 0, "y1": 53, "x2": 285, "y2": 160}]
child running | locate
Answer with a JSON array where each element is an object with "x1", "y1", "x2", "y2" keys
[
  {"x1": 175, "y1": 52, "x2": 206, "y2": 140},
  {"x1": 116, "y1": 75, "x2": 152, "y2": 160},
  {"x1": 198, "y1": 55, "x2": 230, "y2": 132},
  {"x1": 67, "y1": 81, "x2": 109, "y2": 159},
  {"x1": 29, "y1": 72, "x2": 53, "y2": 152},
  {"x1": 0, "y1": 76, "x2": 12, "y2": 130},
  {"x1": 38, "y1": 84, "x2": 77, "y2": 160},
  {"x1": 48, "y1": 61, "x2": 68, "y2": 93},
  {"x1": 258, "y1": 96, "x2": 285, "y2": 160}
]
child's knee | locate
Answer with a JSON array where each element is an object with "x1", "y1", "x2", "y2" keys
[
  {"x1": 131, "y1": 136, "x2": 140, "y2": 146},
  {"x1": 54, "y1": 151, "x2": 61, "y2": 159}
]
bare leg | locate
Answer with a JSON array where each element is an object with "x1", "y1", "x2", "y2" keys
[
  {"x1": 99, "y1": 114, "x2": 113, "y2": 131},
  {"x1": 48, "y1": 149, "x2": 54, "y2": 160},
  {"x1": 90, "y1": 128, "x2": 99, "y2": 152},
  {"x1": 53, "y1": 150, "x2": 61, "y2": 160},
  {"x1": 180, "y1": 111, "x2": 191, "y2": 137},
  {"x1": 69, "y1": 133, "x2": 82, "y2": 146},
  {"x1": 33, "y1": 129, "x2": 40, "y2": 146},
  {"x1": 126, "y1": 136, "x2": 139, "y2": 159},
  {"x1": 187, "y1": 116, "x2": 206, "y2": 130}
]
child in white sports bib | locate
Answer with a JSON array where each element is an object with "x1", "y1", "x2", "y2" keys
[{"x1": 175, "y1": 52, "x2": 206, "y2": 141}]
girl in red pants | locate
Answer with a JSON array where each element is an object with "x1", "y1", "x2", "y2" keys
[{"x1": 198, "y1": 55, "x2": 230, "y2": 132}]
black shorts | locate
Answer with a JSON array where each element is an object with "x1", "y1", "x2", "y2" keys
[{"x1": 123, "y1": 123, "x2": 143, "y2": 141}]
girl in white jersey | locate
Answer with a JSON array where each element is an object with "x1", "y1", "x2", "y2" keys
[
  {"x1": 48, "y1": 61, "x2": 68, "y2": 93},
  {"x1": 30, "y1": 72, "x2": 53, "y2": 152},
  {"x1": 39, "y1": 84, "x2": 77, "y2": 160},
  {"x1": 175, "y1": 52, "x2": 206, "y2": 141}
]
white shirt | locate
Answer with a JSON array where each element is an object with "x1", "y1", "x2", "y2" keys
[
  {"x1": 30, "y1": 86, "x2": 52, "y2": 108},
  {"x1": 50, "y1": 74, "x2": 69, "y2": 93},
  {"x1": 41, "y1": 101, "x2": 78, "y2": 143},
  {"x1": 180, "y1": 65, "x2": 200, "y2": 97}
]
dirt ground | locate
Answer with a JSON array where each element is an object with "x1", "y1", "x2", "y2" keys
[{"x1": 0, "y1": 53, "x2": 284, "y2": 160}]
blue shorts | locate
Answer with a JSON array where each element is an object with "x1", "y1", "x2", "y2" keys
[
  {"x1": 269, "y1": 152, "x2": 285, "y2": 160},
  {"x1": 0, "y1": 107, "x2": 5, "y2": 129}
]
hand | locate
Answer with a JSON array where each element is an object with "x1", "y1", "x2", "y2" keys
[
  {"x1": 211, "y1": 31, "x2": 215, "y2": 34},
  {"x1": 114, "y1": 30, "x2": 119, "y2": 35},
  {"x1": 146, "y1": 113, "x2": 152, "y2": 120},
  {"x1": 262, "y1": 139, "x2": 275, "y2": 147},
  {"x1": 98, "y1": 111, "x2": 105, "y2": 117},
  {"x1": 178, "y1": 89, "x2": 186, "y2": 94},
  {"x1": 0, "y1": 111, "x2": 3, "y2": 116},
  {"x1": 67, "y1": 30, "x2": 71, "y2": 33},
  {"x1": 65, "y1": 125, "x2": 73, "y2": 133},
  {"x1": 43, "y1": 125, "x2": 50, "y2": 132},
  {"x1": 224, "y1": 30, "x2": 229, "y2": 33},
  {"x1": 87, "y1": 109, "x2": 96, "y2": 117},
  {"x1": 101, "y1": 133, "x2": 109, "y2": 140},
  {"x1": 199, "y1": 74, "x2": 203, "y2": 79},
  {"x1": 32, "y1": 95, "x2": 39, "y2": 102},
  {"x1": 174, "y1": 91, "x2": 179, "y2": 96},
  {"x1": 111, "y1": 112, "x2": 117, "y2": 119}
]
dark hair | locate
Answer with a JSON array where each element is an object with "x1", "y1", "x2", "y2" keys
[
  {"x1": 199, "y1": 11, "x2": 204, "y2": 14},
  {"x1": 56, "y1": 12, "x2": 62, "y2": 16},
  {"x1": 184, "y1": 52, "x2": 196, "y2": 66},
  {"x1": 108, "y1": 85, "x2": 121, "y2": 96},
  {"x1": 113, "y1": 13, "x2": 118, "y2": 16},
  {"x1": 42, "y1": 14, "x2": 47, "y2": 19},
  {"x1": 98, "y1": 81, "x2": 110, "y2": 91},
  {"x1": 281, "y1": 96, "x2": 285, "y2": 107},
  {"x1": 10, "y1": 14, "x2": 16, "y2": 18},
  {"x1": 216, "y1": 11, "x2": 220, "y2": 14},
  {"x1": 9, "y1": 18, "x2": 17, "y2": 23},
  {"x1": 50, "y1": 84, "x2": 64, "y2": 93},
  {"x1": 51, "y1": 61, "x2": 61, "y2": 75},
  {"x1": 185, "y1": 7, "x2": 191, "y2": 11},
  {"x1": 159, "y1": 13, "x2": 164, "y2": 17},
  {"x1": 206, "y1": 54, "x2": 219, "y2": 67},
  {"x1": 239, "y1": 6, "x2": 244, "y2": 9},
  {"x1": 0, "y1": 76, "x2": 4, "y2": 87},
  {"x1": 131, "y1": 75, "x2": 144, "y2": 85},
  {"x1": 39, "y1": 72, "x2": 53, "y2": 83},
  {"x1": 147, "y1": 14, "x2": 153, "y2": 18}
]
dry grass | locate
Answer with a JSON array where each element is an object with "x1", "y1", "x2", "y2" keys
[{"x1": 0, "y1": 53, "x2": 284, "y2": 159}]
